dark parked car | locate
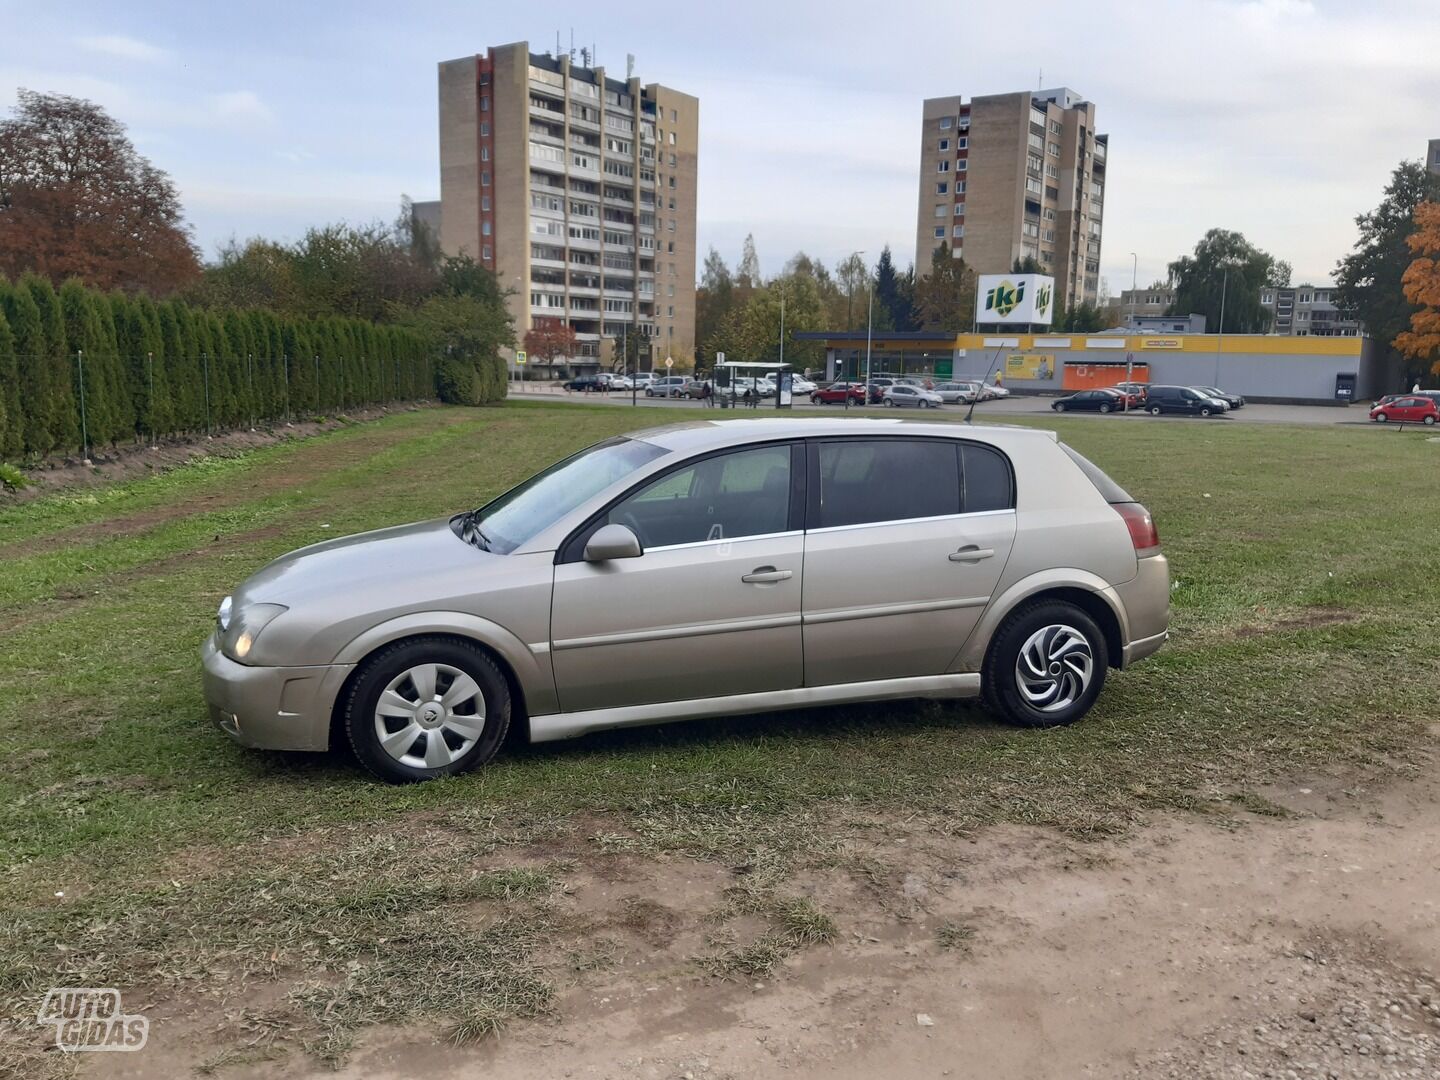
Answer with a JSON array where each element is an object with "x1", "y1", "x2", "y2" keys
[
  {"x1": 1052, "y1": 389, "x2": 1126, "y2": 414},
  {"x1": 1195, "y1": 385, "x2": 1245, "y2": 409},
  {"x1": 1144, "y1": 385, "x2": 1228, "y2": 417},
  {"x1": 565, "y1": 375, "x2": 613, "y2": 393}
]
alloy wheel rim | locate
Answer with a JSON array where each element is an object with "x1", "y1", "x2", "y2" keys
[
  {"x1": 1015, "y1": 624, "x2": 1094, "y2": 712},
  {"x1": 373, "y1": 662, "x2": 486, "y2": 769}
]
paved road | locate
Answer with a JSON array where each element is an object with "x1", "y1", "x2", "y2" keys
[{"x1": 510, "y1": 384, "x2": 1381, "y2": 427}]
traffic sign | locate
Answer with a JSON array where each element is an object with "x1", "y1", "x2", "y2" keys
[
  {"x1": 515, "y1": 350, "x2": 527, "y2": 365},
  {"x1": 665, "y1": 356, "x2": 674, "y2": 369}
]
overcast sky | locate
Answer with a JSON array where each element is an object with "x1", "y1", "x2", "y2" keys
[{"x1": 4, "y1": 0, "x2": 1438, "y2": 294}]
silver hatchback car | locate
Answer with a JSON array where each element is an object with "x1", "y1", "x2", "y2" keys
[{"x1": 202, "y1": 419, "x2": 1169, "y2": 782}]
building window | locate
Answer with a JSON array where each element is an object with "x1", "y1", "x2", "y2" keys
[
  {"x1": 936, "y1": 181, "x2": 948, "y2": 195},
  {"x1": 937, "y1": 160, "x2": 949, "y2": 173},
  {"x1": 1028, "y1": 153, "x2": 1043, "y2": 172},
  {"x1": 955, "y1": 180, "x2": 965, "y2": 193},
  {"x1": 957, "y1": 136, "x2": 968, "y2": 149},
  {"x1": 1025, "y1": 176, "x2": 1042, "y2": 194},
  {"x1": 955, "y1": 159, "x2": 966, "y2": 171},
  {"x1": 671, "y1": 108, "x2": 678, "y2": 121},
  {"x1": 954, "y1": 202, "x2": 964, "y2": 215},
  {"x1": 952, "y1": 224, "x2": 964, "y2": 238},
  {"x1": 668, "y1": 131, "x2": 676, "y2": 145},
  {"x1": 1047, "y1": 141, "x2": 1060, "y2": 156},
  {"x1": 480, "y1": 122, "x2": 489, "y2": 136},
  {"x1": 482, "y1": 195, "x2": 490, "y2": 211},
  {"x1": 939, "y1": 116, "x2": 953, "y2": 130},
  {"x1": 480, "y1": 145, "x2": 489, "y2": 162},
  {"x1": 1049, "y1": 119, "x2": 1062, "y2": 135},
  {"x1": 934, "y1": 204, "x2": 947, "y2": 218},
  {"x1": 481, "y1": 171, "x2": 490, "y2": 186},
  {"x1": 934, "y1": 226, "x2": 945, "y2": 239},
  {"x1": 668, "y1": 153, "x2": 676, "y2": 166},
  {"x1": 482, "y1": 221, "x2": 492, "y2": 236},
  {"x1": 480, "y1": 95, "x2": 489, "y2": 111},
  {"x1": 939, "y1": 138, "x2": 949, "y2": 152}
]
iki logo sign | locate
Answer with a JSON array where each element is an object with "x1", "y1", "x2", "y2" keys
[
  {"x1": 1034, "y1": 282, "x2": 1053, "y2": 319},
  {"x1": 37, "y1": 988, "x2": 149, "y2": 1052},
  {"x1": 985, "y1": 278, "x2": 1026, "y2": 318}
]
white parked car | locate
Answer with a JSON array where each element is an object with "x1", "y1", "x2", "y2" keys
[
  {"x1": 729, "y1": 377, "x2": 775, "y2": 398},
  {"x1": 608, "y1": 374, "x2": 634, "y2": 391},
  {"x1": 762, "y1": 374, "x2": 818, "y2": 395},
  {"x1": 883, "y1": 385, "x2": 944, "y2": 409}
]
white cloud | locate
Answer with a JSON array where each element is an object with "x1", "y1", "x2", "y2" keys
[
  {"x1": 75, "y1": 35, "x2": 168, "y2": 63},
  {"x1": 210, "y1": 90, "x2": 272, "y2": 125}
]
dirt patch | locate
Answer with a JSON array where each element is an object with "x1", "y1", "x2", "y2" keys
[
  {"x1": 57, "y1": 755, "x2": 1440, "y2": 1079},
  {"x1": 1234, "y1": 607, "x2": 1358, "y2": 638},
  {"x1": 0, "y1": 404, "x2": 436, "y2": 505}
]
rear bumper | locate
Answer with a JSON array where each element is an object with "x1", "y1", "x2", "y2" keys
[
  {"x1": 201, "y1": 635, "x2": 351, "y2": 752},
  {"x1": 1114, "y1": 553, "x2": 1170, "y2": 668}
]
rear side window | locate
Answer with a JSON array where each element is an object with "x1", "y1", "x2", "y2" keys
[
  {"x1": 961, "y1": 443, "x2": 1015, "y2": 512},
  {"x1": 813, "y1": 439, "x2": 959, "y2": 528}
]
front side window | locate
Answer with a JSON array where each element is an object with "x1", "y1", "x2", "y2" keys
[{"x1": 604, "y1": 444, "x2": 794, "y2": 549}]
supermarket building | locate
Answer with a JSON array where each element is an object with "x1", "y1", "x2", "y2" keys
[{"x1": 792, "y1": 330, "x2": 1389, "y2": 405}]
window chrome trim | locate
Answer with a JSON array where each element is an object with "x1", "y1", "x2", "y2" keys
[
  {"x1": 806, "y1": 508, "x2": 1015, "y2": 537},
  {"x1": 642, "y1": 529, "x2": 802, "y2": 554}
]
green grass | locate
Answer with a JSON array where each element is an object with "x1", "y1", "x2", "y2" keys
[{"x1": 1, "y1": 400, "x2": 1438, "y2": 1073}]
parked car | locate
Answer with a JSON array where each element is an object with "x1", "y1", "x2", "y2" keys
[
  {"x1": 1111, "y1": 381, "x2": 1150, "y2": 402},
  {"x1": 1195, "y1": 385, "x2": 1245, "y2": 409},
  {"x1": 684, "y1": 379, "x2": 715, "y2": 399},
  {"x1": 980, "y1": 383, "x2": 1010, "y2": 401},
  {"x1": 892, "y1": 376, "x2": 934, "y2": 389},
  {"x1": 934, "y1": 381, "x2": 980, "y2": 404},
  {"x1": 647, "y1": 376, "x2": 690, "y2": 398},
  {"x1": 608, "y1": 374, "x2": 634, "y2": 391},
  {"x1": 727, "y1": 377, "x2": 775, "y2": 399},
  {"x1": 760, "y1": 373, "x2": 818, "y2": 396},
  {"x1": 1144, "y1": 385, "x2": 1229, "y2": 417},
  {"x1": 866, "y1": 378, "x2": 897, "y2": 404},
  {"x1": 811, "y1": 381, "x2": 868, "y2": 405},
  {"x1": 1370, "y1": 395, "x2": 1438, "y2": 424},
  {"x1": 203, "y1": 418, "x2": 1169, "y2": 782},
  {"x1": 883, "y1": 384, "x2": 944, "y2": 409},
  {"x1": 565, "y1": 375, "x2": 612, "y2": 393},
  {"x1": 631, "y1": 373, "x2": 657, "y2": 390},
  {"x1": 1052, "y1": 389, "x2": 1127, "y2": 414}
]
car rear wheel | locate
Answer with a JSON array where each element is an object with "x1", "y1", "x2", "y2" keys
[
  {"x1": 1099, "y1": 402, "x2": 1111, "y2": 414},
  {"x1": 982, "y1": 600, "x2": 1108, "y2": 729},
  {"x1": 1149, "y1": 405, "x2": 1163, "y2": 416},
  {"x1": 1427, "y1": 415, "x2": 1437, "y2": 425},
  {"x1": 344, "y1": 637, "x2": 511, "y2": 783}
]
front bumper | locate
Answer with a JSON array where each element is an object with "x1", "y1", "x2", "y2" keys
[{"x1": 201, "y1": 635, "x2": 352, "y2": 751}]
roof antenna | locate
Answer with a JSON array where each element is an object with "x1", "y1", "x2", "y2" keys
[{"x1": 964, "y1": 349, "x2": 1005, "y2": 424}]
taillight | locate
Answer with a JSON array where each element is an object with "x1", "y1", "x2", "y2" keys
[{"x1": 1114, "y1": 502, "x2": 1161, "y2": 555}]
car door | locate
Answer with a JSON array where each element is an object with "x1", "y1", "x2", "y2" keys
[
  {"x1": 1395, "y1": 397, "x2": 1422, "y2": 420},
  {"x1": 800, "y1": 437, "x2": 1016, "y2": 686},
  {"x1": 550, "y1": 442, "x2": 805, "y2": 713}
]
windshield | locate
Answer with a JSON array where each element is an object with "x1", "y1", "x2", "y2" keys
[{"x1": 456, "y1": 437, "x2": 668, "y2": 553}]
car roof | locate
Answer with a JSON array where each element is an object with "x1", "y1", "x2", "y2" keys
[{"x1": 623, "y1": 417, "x2": 1059, "y2": 455}]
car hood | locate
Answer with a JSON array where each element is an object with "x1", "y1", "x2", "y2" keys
[{"x1": 234, "y1": 518, "x2": 487, "y2": 609}]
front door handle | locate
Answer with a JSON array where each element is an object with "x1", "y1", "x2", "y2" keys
[
  {"x1": 741, "y1": 567, "x2": 793, "y2": 584},
  {"x1": 949, "y1": 546, "x2": 995, "y2": 563}
]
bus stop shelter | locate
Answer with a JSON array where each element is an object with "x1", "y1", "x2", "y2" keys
[{"x1": 712, "y1": 361, "x2": 795, "y2": 409}]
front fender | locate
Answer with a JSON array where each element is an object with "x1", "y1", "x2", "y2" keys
[
  {"x1": 332, "y1": 611, "x2": 558, "y2": 717},
  {"x1": 951, "y1": 568, "x2": 1129, "y2": 673}
]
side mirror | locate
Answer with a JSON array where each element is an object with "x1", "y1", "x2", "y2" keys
[{"x1": 584, "y1": 523, "x2": 643, "y2": 562}]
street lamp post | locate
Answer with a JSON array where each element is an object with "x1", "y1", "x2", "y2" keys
[
  {"x1": 1129, "y1": 252, "x2": 1138, "y2": 328},
  {"x1": 1215, "y1": 269, "x2": 1229, "y2": 385}
]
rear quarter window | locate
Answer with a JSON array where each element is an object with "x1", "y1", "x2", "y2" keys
[{"x1": 961, "y1": 443, "x2": 1015, "y2": 512}]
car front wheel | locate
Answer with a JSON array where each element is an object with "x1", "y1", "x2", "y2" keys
[
  {"x1": 1054, "y1": 402, "x2": 1066, "y2": 412},
  {"x1": 344, "y1": 637, "x2": 511, "y2": 783},
  {"x1": 982, "y1": 600, "x2": 1108, "y2": 729}
]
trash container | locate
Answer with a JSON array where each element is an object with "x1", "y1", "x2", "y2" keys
[{"x1": 1334, "y1": 372, "x2": 1357, "y2": 401}]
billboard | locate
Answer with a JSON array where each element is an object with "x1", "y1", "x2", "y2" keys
[
  {"x1": 1004, "y1": 353, "x2": 1055, "y2": 381},
  {"x1": 977, "y1": 273, "x2": 1055, "y2": 325}
]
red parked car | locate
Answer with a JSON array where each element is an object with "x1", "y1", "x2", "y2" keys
[
  {"x1": 811, "y1": 381, "x2": 868, "y2": 405},
  {"x1": 1370, "y1": 396, "x2": 1438, "y2": 425}
]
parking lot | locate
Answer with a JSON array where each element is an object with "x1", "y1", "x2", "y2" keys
[{"x1": 513, "y1": 381, "x2": 1375, "y2": 427}]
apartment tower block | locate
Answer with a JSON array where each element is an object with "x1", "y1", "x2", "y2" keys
[
  {"x1": 434, "y1": 42, "x2": 698, "y2": 369},
  {"x1": 914, "y1": 87, "x2": 1107, "y2": 311}
]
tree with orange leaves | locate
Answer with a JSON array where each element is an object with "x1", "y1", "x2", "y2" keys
[{"x1": 1395, "y1": 201, "x2": 1440, "y2": 377}]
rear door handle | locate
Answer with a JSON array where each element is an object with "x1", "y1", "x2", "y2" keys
[
  {"x1": 741, "y1": 567, "x2": 792, "y2": 584},
  {"x1": 949, "y1": 546, "x2": 995, "y2": 562}
]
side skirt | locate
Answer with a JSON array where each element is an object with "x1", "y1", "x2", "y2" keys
[{"x1": 529, "y1": 672, "x2": 983, "y2": 744}]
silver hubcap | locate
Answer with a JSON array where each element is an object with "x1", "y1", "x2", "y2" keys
[
  {"x1": 1015, "y1": 624, "x2": 1094, "y2": 712},
  {"x1": 373, "y1": 663, "x2": 486, "y2": 769}
]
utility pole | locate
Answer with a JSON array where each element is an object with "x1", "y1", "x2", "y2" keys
[
  {"x1": 1129, "y1": 252, "x2": 1138, "y2": 329},
  {"x1": 1215, "y1": 269, "x2": 1229, "y2": 386},
  {"x1": 865, "y1": 281, "x2": 874, "y2": 404}
]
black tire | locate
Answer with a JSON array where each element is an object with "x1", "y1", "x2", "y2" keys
[
  {"x1": 1375, "y1": 413, "x2": 1388, "y2": 422},
  {"x1": 344, "y1": 636, "x2": 512, "y2": 783},
  {"x1": 1053, "y1": 402, "x2": 1066, "y2": 412},
  {"x1": 1200, "y1": 407, "x2": 1212, "y2": 417},
  {"x1": 1426, "y1": 416, "x2": 1436, "y2": 426},
  {"x1": 1099, "y1": 402, "x2": 1111, "y2": 414},
  {"x1": 981, "y1": 600, "x2": 1109, "y2": 729},
  {"x1": 1148, "y1": 405, "x2": 1163, "y2": 416}
]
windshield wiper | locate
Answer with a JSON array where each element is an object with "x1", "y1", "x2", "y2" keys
[{"x1": 456, "y1": 509, "x2": 491, "y2": 551}]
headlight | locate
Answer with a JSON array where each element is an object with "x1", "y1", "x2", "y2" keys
[
  {"x1": 220, "y1": 603, "x2": 288, "y2": 664},
  {"x1": 217, "y1": 596, "x2": 233, "y2": 631}
]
